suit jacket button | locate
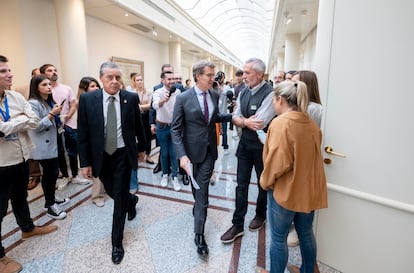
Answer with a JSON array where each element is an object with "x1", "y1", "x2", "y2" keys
[
  {"x1": 45, "y1": 140, "x2": 49, "y2": 143},
  {"x1": 45, "y1": 128, "x2": 49, "y2": 131}
]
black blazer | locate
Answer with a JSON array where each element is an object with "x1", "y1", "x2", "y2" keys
[
  {"x1": 77, "y1": 89, "x2": 146, "y2": 177},
  {"x1": 171, "y1": 87, "x2": 231, "y2": 163}
]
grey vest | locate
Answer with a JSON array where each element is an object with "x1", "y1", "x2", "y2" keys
[{"x1": 239, "y1": 83, "x2": 273, "y2": 143}]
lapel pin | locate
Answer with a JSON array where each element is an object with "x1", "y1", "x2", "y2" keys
[{"x1": 124, "y1": 99, "x2": 127, "y2": 103}]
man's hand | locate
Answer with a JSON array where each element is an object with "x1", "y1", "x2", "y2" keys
[
  {"x1": 244, "y1": 115, "x2": 265, "y2": 131},
  {"x1": 179, "y1": 155, "x2": 191, "y2": 175},
  {"x1": 151, "y1": 124, "x2": 156, "y2": 135},
  {"x1": 81, "y1": 166, "x2": 93, "y2": 179},
  {"x1": 138, "y1": 152, "x2": 145, "y2": 162}
]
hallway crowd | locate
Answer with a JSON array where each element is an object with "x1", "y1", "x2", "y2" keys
[{"x1": 0, "y1": 54, "x2": 327, "y2": 273}]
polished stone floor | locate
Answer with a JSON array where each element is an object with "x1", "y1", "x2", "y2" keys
[{"x1": 2, "y1": 129, "x2": 340, "y2": 273}]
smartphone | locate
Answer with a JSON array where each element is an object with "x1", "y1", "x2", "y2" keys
[{"x1": 60, "y1": 99, "x2": 66, "y2": 106}]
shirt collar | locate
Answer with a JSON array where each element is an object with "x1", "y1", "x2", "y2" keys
[
  {"x1": 194, "y1": 85, "x2": 209, "y2": 96},
  {"x1": 102, "y1": 89, "x2": 120, "y2": 101},
  {"x1": 250, "y1": 80, "x2": 266, "y2": 94}
]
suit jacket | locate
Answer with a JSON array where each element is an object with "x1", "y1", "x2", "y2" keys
[
  {"x1": 77, "y1": 89, "x2": 146, "y2": 177},
  {"x1": 171, "y1": 87, "x2": 231, "y2": 163}
]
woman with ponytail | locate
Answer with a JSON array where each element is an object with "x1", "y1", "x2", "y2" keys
[{"x1": 258, "y1": 81, "x2": 328, "y2": 273}]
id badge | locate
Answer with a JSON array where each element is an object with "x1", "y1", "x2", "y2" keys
[
  {"x1": 250, "y1": 105, "x2": 257, "y2": 111},
  {"x1": 58, "y1": 127, "x2": 65, "y2": 134},
  {"x1": 5, "y1": 133, "x2": 18, "y2": 141}
]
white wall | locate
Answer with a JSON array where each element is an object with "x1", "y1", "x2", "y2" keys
[{"x1": 85, "y1": 16, "x2": 168, "y2": 90}]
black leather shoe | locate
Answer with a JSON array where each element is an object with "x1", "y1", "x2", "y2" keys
[
  {"x1": 112, "y1": 245, "x2": 124, "y2": 264},
  {"x1": 194, "y1": 234, "x2": 209, "y2": 256},
  {"x1": 153, "y1": 162, "x2": 161, "y2": 174},
  {"x1": 127, "y1": 195, "x2": 139, "y2": 221}
]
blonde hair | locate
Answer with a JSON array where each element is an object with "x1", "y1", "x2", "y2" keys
[{"x1": 274, "y1": 81, "x2": 309, "y2": 112}]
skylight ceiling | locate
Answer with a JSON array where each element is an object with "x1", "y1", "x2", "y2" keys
[{"x1": 174, "y1": 0, "x2": 276, "y2": 63}]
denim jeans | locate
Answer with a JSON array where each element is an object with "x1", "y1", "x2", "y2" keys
[
  {"x1": 156, "y1": 124, "x2": 178, "y2": 177},
  {"x1": 63, "y1": 125, "x2": 79, "y2": 177},
  {"x1": 130, "y1": 169, "x2": 138, "y2": 191},
  {"x1": 267, "y1": 190, "x2": 316, "y2": 273},
  {"x1": 221, "y1": 122, "x2": 228, "y2": 149}
]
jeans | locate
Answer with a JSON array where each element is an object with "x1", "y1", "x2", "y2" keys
[
  {"x1": 156, "y1": 124, "x2": 178, "y2": 177},
  {"x1": 63, "y1": 126, "x2": 79, "y2": 177},
  {"x1": 130, "y1": 169, "x2": 138, "y2": 191},
  {"x1": 221, "y1": 122, "x2": 228, "y2": 149},
  {"x1": 0, "y1": 162, "x2": 35, "y2": 258},
  {"x1": 267, "y1": 190, "x2": 316, "y2": 273}
]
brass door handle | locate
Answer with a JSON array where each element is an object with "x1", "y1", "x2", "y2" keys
[{"x1": 324, "y1": 146, "x2": 346, "y2": 158}]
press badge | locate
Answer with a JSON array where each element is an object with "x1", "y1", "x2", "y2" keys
[
  {"x1": 250, "y1": 105, "x2": 257, "y2": 111},
  {"x1": 5, "y1": 133, "x2": 18, "y2": 141},
  {"x1": 58, "y1": 126, "x2": 65, "y2": 134}
]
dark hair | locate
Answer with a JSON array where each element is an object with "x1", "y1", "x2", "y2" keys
[
  {"x1": 130, "y1": 72, "x2": 137, "y2": 79},
  {"x1": 39, "y1": 64, "x2": 55, "y2": 74},
  {"x1": 161, "y1": 64, "x2": 173, "y2": 72},
  {"x1": 77, "y1": 76, "x2": 100, "y2": 100},
  {"x1": 29, "y1": 75, "x2": 55, "y2": 107},
  {"x1": 235, "y1": 69, "x2": 243, "y2": 76},
  {"x1": 0, "y1": 55, "x2": 8, "y2": 62},
  {"x1": 161, "y1": 71, "x2": 173, "y2": 79}
]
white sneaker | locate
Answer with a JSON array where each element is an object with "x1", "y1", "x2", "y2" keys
[
  {"x1": 287, "y1": 226, "x2": 299, "y2": 247},
  {"x1": 72, "y1": 175, "x2": 91, "y2": 185},
  {"x1": 171, "y1": 177, "x2": 181, "y2": 191},
  {"x1": 47, "y1": 203, "x2": 67, "y2": 220},
  {"x1": 160, "y1": 174, "x2": 168, "y2": 187},
  {"x1": 56, "y1": 177, "x2": 70, "y2": 191}
]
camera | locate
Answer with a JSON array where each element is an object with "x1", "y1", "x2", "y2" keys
[
  {"x1": 213, "y1": 71, "x2": 225, "y2": 90},
  {"x1": 168, "y1": 85, "x2": 176, "y2": 97}
]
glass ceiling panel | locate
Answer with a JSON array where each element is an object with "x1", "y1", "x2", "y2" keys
[{"x1": 174, "y1": 0, "x2": 276, "y2": 64}]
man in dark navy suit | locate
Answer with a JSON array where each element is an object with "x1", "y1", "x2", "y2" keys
[{"x1": 77, "y1": 61, "x2": 146, "y2": 264}]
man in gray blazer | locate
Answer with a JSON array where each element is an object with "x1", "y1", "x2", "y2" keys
[{"x1": 171, "y1": 60, "x2": 231, "y2": 256}]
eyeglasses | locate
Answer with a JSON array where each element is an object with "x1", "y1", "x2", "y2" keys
[{"x1": 202, "y1": 73, "x2": 215, "y2": 78}]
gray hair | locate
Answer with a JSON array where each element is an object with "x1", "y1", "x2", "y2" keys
[
  {"x1": 245, "y1": 58, "x2": 266, "y2": 73},
  {"x1": 99, "y1": 61, "x2": 121, "y2": 77},
  {"x1": 192, "y1": 60, "x2": 215, "y2": 82}
]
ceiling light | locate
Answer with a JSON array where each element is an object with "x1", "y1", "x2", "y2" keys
[
  {"x1": 124, "y1": 13, "x2": 129, "y2": 17},
  {"x1": 152, "y1": 27, "x2": 158, "y2": 36}
]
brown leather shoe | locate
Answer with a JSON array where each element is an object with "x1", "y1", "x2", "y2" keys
[
  {"x1": 220, "y1": 225, "x2": 244, "y2": 243},
  {"x1": 248, "y1": 215, "x2": 266, "y2": 231},
  {"x1": 287, "y1": 263, "x2": 320, "y2": 273},
  {"x1": 21, "y1": 225, "x2": 58, "y2": 240},
  {"x1": 27, "y1": 176, "x2": 40, "y2": 190},
  {"x1": 0, "y1": 256, "x2": 22, "y2": 273}
]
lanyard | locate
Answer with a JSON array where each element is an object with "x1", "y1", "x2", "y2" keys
[{"x1": 0, "y1": 95, "x2": 10, "y2": 121}]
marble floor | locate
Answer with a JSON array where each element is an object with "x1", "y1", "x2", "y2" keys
[{"x1": 2, "y1": 129, "x2": 340, "y2": 273}]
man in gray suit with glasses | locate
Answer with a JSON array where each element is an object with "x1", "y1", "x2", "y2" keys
[{"x1": 171, "y1": 60, "x2": 231, "y2": 256}]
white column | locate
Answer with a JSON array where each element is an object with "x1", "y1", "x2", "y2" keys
[
  {"x1": 54, "y1": 0, "x2": 88, "y2": 91},
  {"x1": 276, "y1": 53, "x2": 285, "y2": 72},
  {"x1": 284, "y1": 33, "x2": 300, "y2": 71},
  {"x1": 169, "y1": 42, "x2": 181, "y2": 74}
]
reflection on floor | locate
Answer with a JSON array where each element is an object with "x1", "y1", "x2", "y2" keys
[{"x1": 3, "y1": 129, "x2": 340, "y2": 273}]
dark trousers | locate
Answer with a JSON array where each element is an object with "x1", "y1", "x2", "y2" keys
[
  {"x1": 38, "y1": 158, "x2": 59, "y2": 208},
  {"x1": 232, "y1": 140, "x2": 267, "y2": 227},
  {"x1": 0, "y1": 161, "x2": 35, "y2": 258},
  {"x1": 99, "y1": 148, "x2": 135, "y2": 247},
  {"x1": 141, "y1": 111, "x2": 152, "y2": 155},
  {"x1": 191, "y1": 150, "x2": 215, "y2": 234}
]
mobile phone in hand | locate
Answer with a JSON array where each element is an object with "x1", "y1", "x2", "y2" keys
[{"x1": 60, "y1": 99, "x2": 66, "y2": 106}]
